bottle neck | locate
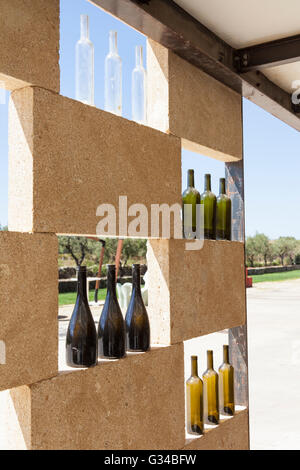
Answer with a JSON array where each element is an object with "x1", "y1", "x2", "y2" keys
[
  {"x1": 109, "y1": 31, "x2": 118, "y2": 54},
  {"x1": 187, "y1": 170, "x2": 195, "y2": 188},
  {"x1": 132, "y1": 264, "x2": 142, "y2": 295},
  {"x1": 191, "y1": 356, "x2": 198, "y2": 376},
  {"x1": 107, "y1": 265, "x2": 117, "y2": 296},
  {"x1": 80, "y1": 15, "x2": 89, "y2": 40},
  {"x1": 204, "y1": 174, "x2": 211, "y2": 191},
  {"x1": 207, "y1": 350, "x2": 213, "y2": 369},
  {"x1": 223, "y1": 345, "x2": 229, "y2": 363},
  {"x1": 219, "y1": 178, "x2": 226, "y2": 195},
  {"x1": 135, "y1": 45, "x2": 143, "y2": 68},
  {"x1": 77, "y1": 267, "x2": 88, "y2": 300}
]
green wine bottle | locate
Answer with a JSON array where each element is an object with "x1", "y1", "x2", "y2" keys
[
  {"x1": 203, "y1": 350, "x2": 219, "y2": 425},
  {"x1": 219, "y1": 345, "x2": 235, "y2": 416},
  {"x1": 98, "y1": 264, "x2": 126, "y2": 359},
  {"x1": 216, "y1": 178, "x2": 231, "y2": 240},
  {"x1": 200, "y1": 174, "x2": 216, "y2": 239},
  {"x1": 66, "y1": 266, "x2": 97, "y2": 368},
  {"x1": 186, "y1": 356, "x2": 203, "y2": 435},
  {"x1": 182, "y1": 169, "x2": 200, "y2": 239},
  {"x1": 125, "y1": 264, "x2": 150, "y2": 352}
]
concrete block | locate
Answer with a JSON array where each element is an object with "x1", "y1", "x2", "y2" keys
[
  {"x1": 0, "y1": 0, "x2": 59, "y2": 92},
  {"x1": 183, "y1": 409, "x2": 249, "y2": 450},
  {"x1": 147, "y1": 39, "x2": 243, "y2": 162},
  {"x1": 147, "y1": 239, "x2": 246, "y2": 344},
  {"x1": 0, "y1": 232, "x2": 58, "y2": 391},
  {"x1": 8, "y1": 86, "x2": 181, "y2": 236},
  {"x1": 2, "y1": 344, "x2": 185, "y2": 450}
]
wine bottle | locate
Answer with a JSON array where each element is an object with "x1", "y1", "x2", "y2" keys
[
  {"x1": 98, "y1": 264, "x2": 126, "y2": 359},
  {"x1": 203, "y1": 350, "x2": 219, "y2": 425},
  {"x1": 216, "y1": 178, "x2": 232, "y2": 240},
  {"x1": 200, "y1": 174, "x2": 216, "y2": 239},
  {"x1": 132, "y1": 45, "x2": 147, "y2": 124},
  {"x1": 75, "y1": 14, "x2": 94, "y2": 105},
  {"x1": 182, "y1": 169, "x2": 201, "y2": 239},
  {"x1": 66, "y1": 266, "x2": 97, "y2": 368},
  {"x1": 105, "y1": 30, "x2": 122, "y2": 116},
  {"x1": 125, "y1": 264, "x2": 150, "y2": 351},
  {"x1": 186, "y1": 356, "x2": 203, "y2": 435},
  {"x1": 219, "y1": 345, "x2": 235, "y2": 416}
]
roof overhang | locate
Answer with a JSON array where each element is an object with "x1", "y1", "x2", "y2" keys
[{"x1": 90, "y1": 0, "x2": 300, "y2": 131}]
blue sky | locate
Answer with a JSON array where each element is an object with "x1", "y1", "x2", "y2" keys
[{"x1": 0, "y1": 0, "x2": 299, "y2": 239}]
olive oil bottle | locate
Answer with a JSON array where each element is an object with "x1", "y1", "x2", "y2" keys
[
  {"x1": 219, "y1": 345, "x2": 235, "y2": 416},
  {"x1": 186, "y1": 356, "x2": 203, "y2": 435},
  {"x1": 203, "y1": 350, "x2": 219, "y2": 425}
]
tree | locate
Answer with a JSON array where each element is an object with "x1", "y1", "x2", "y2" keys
[
  {"x1": 0, "y1": 224, "x2": 8, "y2": 231},
  {"x1": 58, "y1": 236, "x2": 147, "y2": 271},
  {"x1": 59, "y1": 236, "x2": 96, "y2": 266},
  {"x1": 246, "y1": 236, "x2": 257, "y2": 267},
  {"x1": 254, "y1": 233, "x2": 273, "y2": 266},
  {"x1": 273, "y1": 237, "x2": 297, "y2": 266}
]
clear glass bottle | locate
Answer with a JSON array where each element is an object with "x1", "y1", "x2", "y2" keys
[
  {"x1": 132, "y1": 45, "x2": 147, "y2": 124},
  {"x1": 105, "y1": 31, "x2": 122, "y2": 116},
  {"x1": 75, "y1": 14, "x2": 94, "y2": 106}
]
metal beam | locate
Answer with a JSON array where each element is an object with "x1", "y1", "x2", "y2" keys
[
  {"x1": 89, "y1": 0, "x2": 300, "y2": 131},
  {"x1": 236, "y1": 34, "x2": 300, "y2": 71}
]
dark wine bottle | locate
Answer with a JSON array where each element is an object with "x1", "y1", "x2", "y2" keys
[
  {"x1": 66, "y1": 266, "x2": 97, "y2": 368},
  {"x1": 219, "y1": 345, "x2": 235, "y2": 416},
  {"x1": 182, "y1": 169, "x2": 201, "y2": 239},
  {"x1": 98, "y1": 264, "x2": 126, "y2": 359},
  {"x1": 200, "y1": 174, "x2": 216, "y2": 239},
  {"x1": 203, "y1": 350, "x2": 219, "y2": 425},
  {"x1": 216, "y1": 178, "x2": 232, "y2": 240},
  {"x1": 125, "y1": 264, "x2": 150, "y2": 352},
  {"x1": 186, "y1": 356, "x2": 203, "y2": 435}
]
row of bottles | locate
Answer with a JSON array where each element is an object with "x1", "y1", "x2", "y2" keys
[
  {"x1": 182, "y1": 170, "x2": 232, "y2": 241},
  {"x1": 66, "y1": 264, "x2": 150, "y2": 368},
  {"x1": 186, "y1": 346, "x2": 234, "y2": 435},
  {"x1": 76, "y1": 15, "x2": 146, "y2": 123}
]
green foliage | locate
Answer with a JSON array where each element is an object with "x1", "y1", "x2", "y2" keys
[
  {"x1": 246, "y1": 236, "x2": 257, "y2": 267},
  {"x1": 0, "y1": 225, "x2": 8, "y2": 231},
  {"x1": 59, "y1": 236, "x2": 96, "y2": 266},
  {"x1": 246, "y1": 233, "x2": 300, "y2": 267},
  {"x1": 58, "y1": 236, "x2": 147, "y2": 270},
  {"x1": 272, "y1": 237, "x2": 298, "y2": 265}
]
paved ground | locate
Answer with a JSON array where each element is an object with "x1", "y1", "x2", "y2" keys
[{"x1": 247, "y1": 279, "x2": 300, "y2": 449}]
